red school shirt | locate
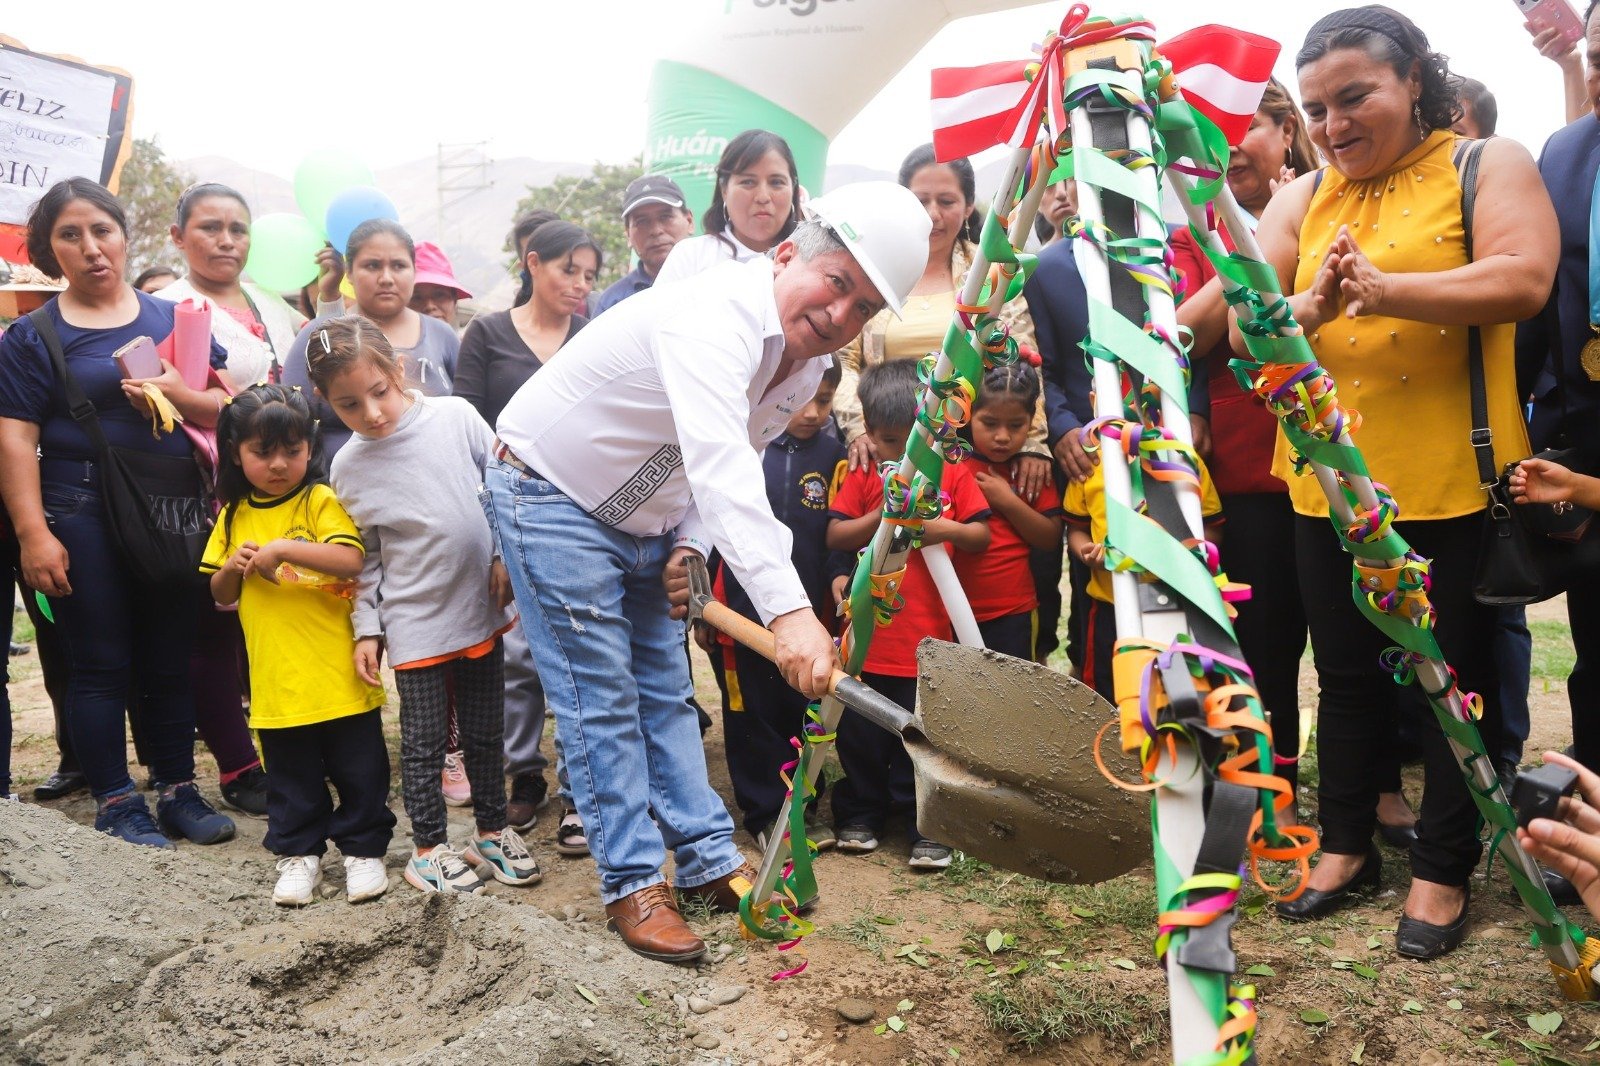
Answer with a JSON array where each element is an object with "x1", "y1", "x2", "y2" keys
[
  {"x1": 828, "y1": 459, "x2": 991, "y2": 678},
  {"x1": 1170, "y1": 226, "x2": 1286, "y2": 497},
  {"x1": 952, "y1": 455, "x2": 1063, "y2": 621}
]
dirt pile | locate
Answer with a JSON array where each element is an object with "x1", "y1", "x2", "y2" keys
[{"x1": 0, "y1": 802, "x2": 757, "y2": 1064}]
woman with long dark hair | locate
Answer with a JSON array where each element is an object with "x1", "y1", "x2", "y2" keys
[
  {"x1": 282, "y1": 219, "x2": 460, "y2": 455},
  {"x1": 1245, "y1": 6, "x2": 1557, "y2": 959},
  {"x1": 655, "y1": 130, "x2": 802, "y2": 284},
  {"x1": 0, "y1": 179, "x2": 238, "y2": 848},
  {"x1": 454, "y1": 220, "x2": 601, "y2": 851}
]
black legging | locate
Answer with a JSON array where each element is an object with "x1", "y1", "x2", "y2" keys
[
  {"x1": 1219, "y1": 494, "x2": 1307, "y2": 790},
  {"x1": 1297, "y1": 512, "x2": 1503, "y2": 887}
]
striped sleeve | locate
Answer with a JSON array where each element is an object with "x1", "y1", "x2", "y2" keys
[
  {"x1": 308, "y1": 484, "x2": 366, "y2": 553},
  {"x1": 199, "y1": 507, "x2": 233, "y2": 574}
]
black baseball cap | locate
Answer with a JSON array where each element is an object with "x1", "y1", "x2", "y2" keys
[{"x1": 622, "y1": 175, "x2": 687, "y2": 219}]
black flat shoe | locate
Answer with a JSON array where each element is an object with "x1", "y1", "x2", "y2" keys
[
  {"x1": 1377, "y1": 822, "x2": 1418, "y2": 849},
  {"x1": 1396, "y1": 885, "x2": 1470, "y2": 960},
  {"x1": 1542, "y1": 867, "x2": 1582, "y2": 907},
  {"x1": 32, "y1": 769, "x2": 88, "y2": 801},
  {"x1": 1276, "y1": 847, "x2": 1382, "y2": 922}
]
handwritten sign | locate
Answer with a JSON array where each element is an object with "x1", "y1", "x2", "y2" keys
[{"x1": 0, "y1": 39, "x2": 133, "y2": 227}]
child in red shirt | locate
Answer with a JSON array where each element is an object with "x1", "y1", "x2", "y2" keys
[
  {"x1": 954, "y1": 364, "x2": 1065, "y2": 661},
  {"x1": 827, "y1": 360, "x2": 990, "y2": 870}
]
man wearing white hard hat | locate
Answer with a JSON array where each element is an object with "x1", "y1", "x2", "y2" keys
[{"x1": 486, "y1": 181, "x2": 929, "y2": 964}]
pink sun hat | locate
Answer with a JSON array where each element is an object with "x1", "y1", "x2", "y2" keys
[{"x1": 413, "y1": 241, "x2": 472, "y2": 300}]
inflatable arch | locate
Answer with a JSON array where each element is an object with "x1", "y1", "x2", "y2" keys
[{"x1": 644, "y1": 0, "x2": 1035, "y2": 221}]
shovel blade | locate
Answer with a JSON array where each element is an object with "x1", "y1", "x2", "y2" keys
[{"x1": 911, "y1": 639, "x2": 1148, "y2": 884}]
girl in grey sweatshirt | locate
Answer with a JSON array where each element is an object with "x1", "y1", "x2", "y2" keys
[{"x1": 305, "y1": 317, "x2": 542, "y2": 898}]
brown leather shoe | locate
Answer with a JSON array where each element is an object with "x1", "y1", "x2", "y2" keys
[
  {"x1": 679, "y1": 861, "x2": 758, "y2": 914},
  {"x1": 605, "y1": 882, "x2": 706, "y2": 964}
]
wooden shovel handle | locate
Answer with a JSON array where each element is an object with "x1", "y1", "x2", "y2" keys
[
  {"x1": 696, "y1": 599, "x2": 913, "y2": 734},
  {"x1": 699, "y1": 599, "x2": 851, "y2": 690}
]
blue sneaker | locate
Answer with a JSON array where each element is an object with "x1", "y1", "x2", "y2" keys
[
  {"x1": 156, "y1": 782, "x2": 236, "y2": 845},
  {"x1": 96, "y1": 793, "x2": 175, "y2": 850},
  {"x1": 465, "y1": 827, "x2": 542, "y2": 886}
]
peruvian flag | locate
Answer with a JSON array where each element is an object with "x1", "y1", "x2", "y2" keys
[
  {"x1": 930, "y1": 59, "x2": 1031, "y2": 163},
  {"x1": 1159, "y1": 26, "x2": 1282, "y2": 145}
]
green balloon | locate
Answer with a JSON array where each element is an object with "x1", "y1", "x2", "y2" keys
[
  {"x1": 294, "y1": 150, "x2": 375, "y2": 239},
  {"x1": 245, "y1": 213, "x2": 323, "y2": 292}
]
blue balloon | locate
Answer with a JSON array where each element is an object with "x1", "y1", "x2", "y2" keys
[{"x1": 324, "y1": 186, "x2": 400, "y2": 254}]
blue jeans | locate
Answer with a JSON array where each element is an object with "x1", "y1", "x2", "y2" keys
[
  {"x1": 41, "y1": 462, "x2": 197, "y2": 799},
  {"x1": 487, "y1": 460, "x2": 741, "y2": 903},
  {"x1": 1494, "y1": 604, "x2": 1532, "y2": 768}
]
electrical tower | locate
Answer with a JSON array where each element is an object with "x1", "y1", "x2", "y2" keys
[{"x1": 436, "y1": 141, "x2": 492, "y2": 242}]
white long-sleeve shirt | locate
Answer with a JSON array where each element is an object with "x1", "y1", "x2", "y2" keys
[
  {"x1": 653, "y1": 229, "x2": 764, "y2": 288},
  {"x1": 495, "y1": 257, "x2": 826, "y2": 625}
]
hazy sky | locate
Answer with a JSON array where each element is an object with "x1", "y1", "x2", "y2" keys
[{"x1": 2, "y1": 0, "x2": 1583, "y2": 178}]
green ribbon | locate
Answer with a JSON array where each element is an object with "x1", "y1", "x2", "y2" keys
[
  {"x1": 1105, "y1": 496, "x2": 1234, "y2": 636},
  {"x1": 737, "y1": 713, "x2": 821, "y2": 940},
  {"x1": 1088, "y1": 298, "x2": 1189, "y2": 401}
]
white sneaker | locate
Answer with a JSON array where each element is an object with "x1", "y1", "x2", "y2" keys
[
  {"x1": 404, "y1": 843, "x2": 485, "y2": 896},
  {"x1": 344, "y1": 856, "x2": 389, "y2": 903},
  {"x1": 465, "y1": 827, "x2": 542, "y2": 886},
  {"x1": 273, "y1": 855, "x2": 322, "y2": 906}
]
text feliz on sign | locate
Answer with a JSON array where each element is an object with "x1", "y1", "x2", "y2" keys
[{"x1": 0, "y1": 85, "x2": 69, "y2": 121}]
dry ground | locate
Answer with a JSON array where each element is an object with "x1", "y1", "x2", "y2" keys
[{"x1": 2, "y1": 596, "x2": 1597, "y2": 1064}]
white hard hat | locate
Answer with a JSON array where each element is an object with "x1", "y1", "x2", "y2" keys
[{"x1": 802, "y1": 181, "x2": 930, "y2": 317}]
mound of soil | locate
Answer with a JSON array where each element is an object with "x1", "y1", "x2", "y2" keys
[{"x1": 0, "y1": 802, "x2": 744, "y2": 1064}]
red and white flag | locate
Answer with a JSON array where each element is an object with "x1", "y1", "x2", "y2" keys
[
  {"x1": 929, "y1": 59, "x2": 1031, "y2": 163},
  {"x1": 1158, "y1": 26, "x2": 1281, "y2": 145}
]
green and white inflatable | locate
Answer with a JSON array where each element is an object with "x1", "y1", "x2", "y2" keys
[{"x1": 645, "y1": 0, "x2": 1034, "y2": 220}]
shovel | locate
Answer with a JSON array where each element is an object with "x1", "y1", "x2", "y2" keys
[{"x1": 686, "y1": 558, "x2": 1147, "y2": 885}]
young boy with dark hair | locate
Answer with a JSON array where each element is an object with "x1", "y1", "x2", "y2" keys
[
  {"x1": 826, "y1": 359, "x2": 991, "y2": 870},
  {"x1": 710, "y1": 363, "x2": 848, "y2": 853}
]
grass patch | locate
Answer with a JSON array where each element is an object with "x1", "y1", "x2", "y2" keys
[
  {"x1": 820, "y1": 909, "x2": 898, "y2": 957},
  {"x1": 940, "y1": 850, "x2": 994, "y2": 887},
  {"x1": 1530, "y1": 619, "x2": 1576, "y2": 682},
  {"x1": 1048, "y1": 874, "x2": 1159, "y2": 932},
  {"x1": 677, "y1": 894, "x2": 717, "y2": 924},
  {"x1": 12, "y1": 608, "x2": 34, "y2": 647},
  {"x1": 975, "y1": 972, "x2": 1165, "y2": 1050}
]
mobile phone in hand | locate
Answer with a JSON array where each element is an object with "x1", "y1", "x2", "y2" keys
[
  {"x1": 113, "y1": 335, "x2": 161, "y2": 379},
  {"x1": 1516, "y1": 0, "x2": 1585, "y2": 47}
]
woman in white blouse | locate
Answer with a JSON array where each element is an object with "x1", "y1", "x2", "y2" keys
[
  {"x1": 156, "y1": 183, "x2": 306, "y2": 385},
  {"x1": 655, "y1": 130, "x2": 803, "y2": 284}
]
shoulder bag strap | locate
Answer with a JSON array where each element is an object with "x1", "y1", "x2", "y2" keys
[
  {"x1": 28, "y1": 307, "x2": 113, "y2": 457},
  {"x1": 1454, "y1": 139, "x2": 1497, "y2": 491}
]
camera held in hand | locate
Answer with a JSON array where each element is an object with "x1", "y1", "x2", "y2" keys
[{"x1": 1510, "y1": 763, "x2": 1580, "y2": 830}]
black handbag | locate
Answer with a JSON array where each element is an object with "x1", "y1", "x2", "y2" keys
[
  {"x1": 1473, "y1": 447, "x2": 1596, "y2": 605},
  {"x1": 1431, "y1": 139, "x2": 1588, "y2": 605},
  {"x1": 30, "y1": 308, "x2": 211, "y2": 587}
]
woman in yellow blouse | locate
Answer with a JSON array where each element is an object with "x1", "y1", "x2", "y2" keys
[
  {"x1": 834, "y1": 144, "x2": 1053, "y2": 501},
  {"x1": 1243, "y1": 7, "x2": 1557, "y2": 959}
]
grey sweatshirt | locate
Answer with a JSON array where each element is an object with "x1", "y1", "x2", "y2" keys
[{"x1": 330, "y1": 393, "x2": 512, "y2": 665}]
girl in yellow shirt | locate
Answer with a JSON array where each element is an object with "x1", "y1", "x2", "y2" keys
[{"x1": 202, "y1": 383, "x2": 394, "y2": 908}]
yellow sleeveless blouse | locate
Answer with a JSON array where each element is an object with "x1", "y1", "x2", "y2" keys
[{"x1": 1280, "y1": 131, "x2": 1529, "y2": 520}]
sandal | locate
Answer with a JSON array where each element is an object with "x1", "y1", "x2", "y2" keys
[{"x1": 556, "y1": 808, "x2": 589, "y2": 857}]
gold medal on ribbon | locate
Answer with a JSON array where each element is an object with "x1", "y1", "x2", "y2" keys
[{"x1": 1584, "y1": 325, "x2": 1600, "y2": 381}]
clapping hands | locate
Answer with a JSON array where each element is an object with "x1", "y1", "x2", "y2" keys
[{"x1": 1299, "y1": 226, "x2": 1386, "y2": 332}]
